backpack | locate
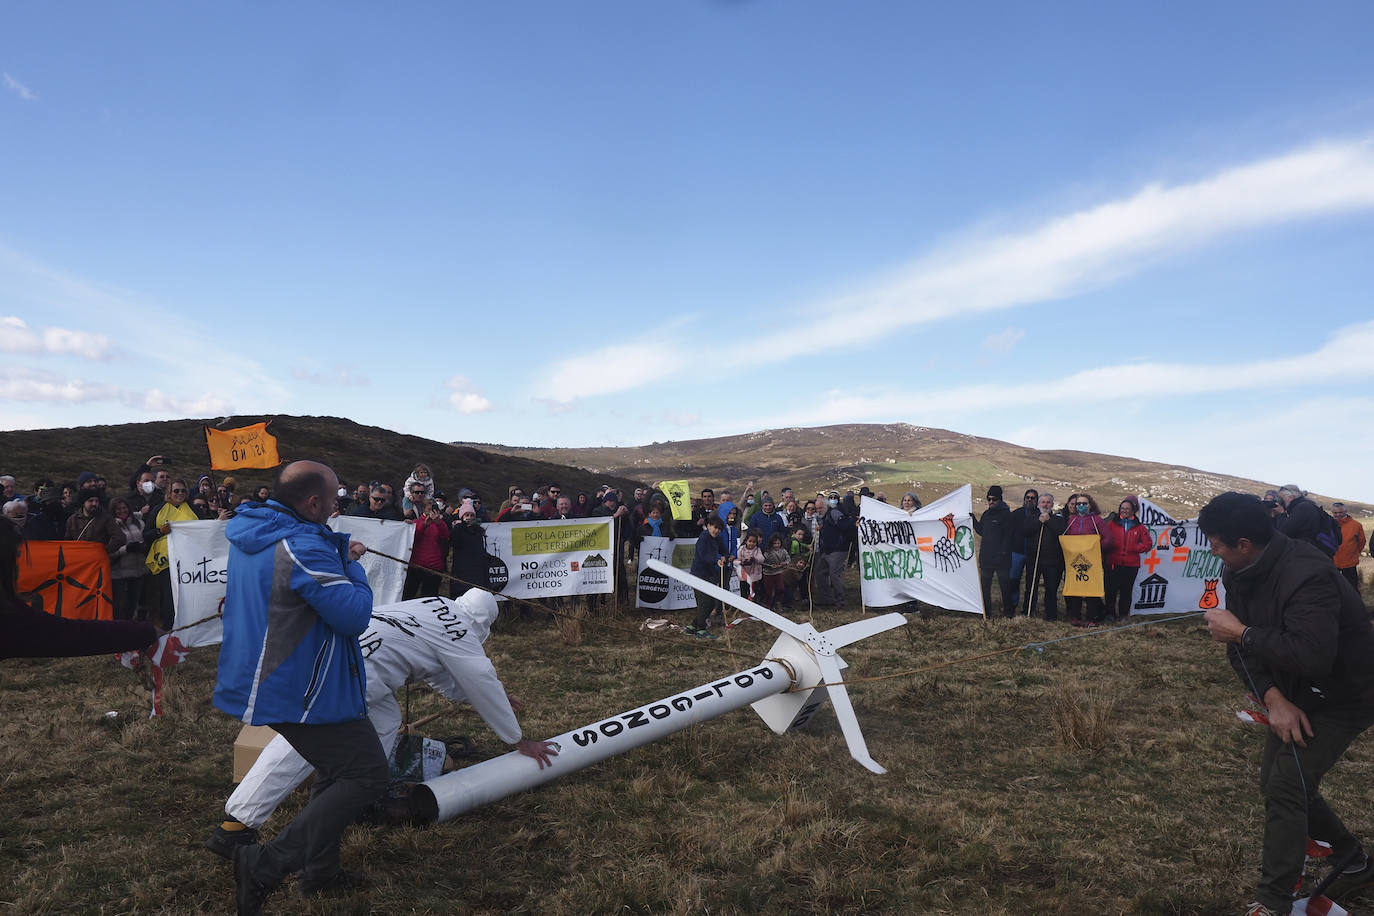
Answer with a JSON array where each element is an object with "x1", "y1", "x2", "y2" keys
[{"x1": 1313, "y1": 507, "x2": 1343, "y2": 558}]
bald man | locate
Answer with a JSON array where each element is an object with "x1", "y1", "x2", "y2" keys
[{"x1": 213, "y1": 460, "x2": 386, "y2": 913}]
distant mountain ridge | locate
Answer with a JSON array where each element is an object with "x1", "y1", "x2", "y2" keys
[
  {"x1": 462, "y1": 423, "x2": 1372, "y2": 520},
  {"x1": 0, "y1": 415, "x2": 642, "y2": 504}
]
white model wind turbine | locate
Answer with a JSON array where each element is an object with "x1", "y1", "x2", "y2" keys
[{"x1": 412, "y1": 559, "x2": 905, "y2": 823}]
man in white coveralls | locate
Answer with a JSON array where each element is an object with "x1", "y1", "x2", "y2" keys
[{"x1": 207, "y1": 589, "x2": 558, "y2": 860}]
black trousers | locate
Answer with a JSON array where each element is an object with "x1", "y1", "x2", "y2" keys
[
  {"x1": 252, "y1": 718, "x2": 389, "y2": 888},
  {"x1": 979, "y1": 563, "x2": 1013, "y2": 618},
  {"x1": 403, "y1": 567, "x2": 442, "y2": 600},
  {"x1": 1025, "y1": 567, "x2": 1063, "y2": 620},
  {"x1": 1104, "y1": 565, "x2": 1140, "y2": 620},
  {"x1": 1254, "y1": 705, "x2": 1374, "y2": 910}
]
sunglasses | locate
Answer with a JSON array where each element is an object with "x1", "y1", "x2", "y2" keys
[
  {"x1": 371, "y1": 496, "x2": 386, "y2": 502},
  {"x1": 170, "y1": 488, "x2": 188, "y2": 494}
]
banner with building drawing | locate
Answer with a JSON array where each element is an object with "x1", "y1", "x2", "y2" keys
[
  {"x1": 857, "y1": 486, "x2": 983, "y2": 615},
  {"x1": 481, "y1": 517, "x2": 616, "y2": 600},
  {"x1": 635, "y1": 535, "x2": 740, "y2": 610},
  {"x1": 1127, "y1": 497, "x2": 1226, "y2": 615}
]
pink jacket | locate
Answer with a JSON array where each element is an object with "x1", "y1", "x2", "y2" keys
[{"x1": 1063, "y1": 513, "x2": 1117, "y2": 555}]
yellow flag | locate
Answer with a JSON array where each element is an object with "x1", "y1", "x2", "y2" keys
[
  {"x1": 205, "y1": 422, "x2": 282, "y2": 471},
  {"x1": 1060, "y1": 534, "x2": 1105, "y2": 597},
  {"x1": 656, "y1": 480, "x2": 692, "y2": 521}
]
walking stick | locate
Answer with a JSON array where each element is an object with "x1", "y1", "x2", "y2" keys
[{"x1": 1024, "y1": 525, "x2": 1044, "y2": 617}]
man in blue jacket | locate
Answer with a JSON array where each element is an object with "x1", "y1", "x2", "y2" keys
[{"x1": 214, "y1": 460, "x2": 387, "y2": 914}]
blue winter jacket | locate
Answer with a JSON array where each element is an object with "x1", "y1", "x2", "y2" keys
[
  {"x1": 691, "y1": 529, "x2": 726, "y2": 580},
  {"x1": 748, "y1": 510, "x2": 786, "y2": 545},
  {"x1": 213, "y1": 501, "x2": 374, "y2": 726}
]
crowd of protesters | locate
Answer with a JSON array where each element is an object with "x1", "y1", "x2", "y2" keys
[
  {"x1": 980, "y1": 483, "x2": 1369, "y2": 627},
  {"x1": 3, "y1": 462, "x2": 1367, "y2": 636}
]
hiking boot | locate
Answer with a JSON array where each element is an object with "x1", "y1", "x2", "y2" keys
[
  {"x1": 206, "y1": 823, "x2": 259, "y2": 861},
  {"x1": 297, "y1": 867, "x2": 372, "y2": 898},
  {"x1": 233, "y1": 844, "x2": 273, "y2": 916},
  {"x1": 1243, "y1": 904, "x2": 1280, "y2": 916},
  {"x1": 1321, "y1": 851, "x2": 1374, "y2": 900}
]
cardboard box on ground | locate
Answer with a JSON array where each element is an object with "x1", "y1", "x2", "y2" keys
[{"x1": 232, "y1": 725, "x2": 277, "y2": 783}]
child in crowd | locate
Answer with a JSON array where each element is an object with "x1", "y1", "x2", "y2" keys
[
  {"x1": 687, "y1": 516, "x2": 726, "y2": 639},
  {"x1": 736, "y1": 531, "x2": 764, "y2": 602},
  {"x1": 760, "y1": 534, "x2": 790, "y2": 610}
]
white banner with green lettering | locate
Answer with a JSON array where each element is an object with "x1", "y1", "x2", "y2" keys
[{"x1": 857, "y1": 486, "x2": 982, "y2": 614}]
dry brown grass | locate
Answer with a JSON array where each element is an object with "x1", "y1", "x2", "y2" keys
[
  {"x1": 1051, "y1": 686, "x2": 1119, "y2": 754},
  {"x1": 4, "y1": 577, "x2": 1374, "y2": 914}
]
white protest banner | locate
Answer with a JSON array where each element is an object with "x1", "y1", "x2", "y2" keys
[
  {"x1": 328, "y1": 516, "x2": 414, "y2": 605},
  {"x1": 167, "y1": 520, "x2": 230, "y2": 647},
  {"x1": 857, "y1": 486, "x2": 983, "y2": 615},
  {"x1": 1128, "y1": 497, "x2": 1226, "y2": 615},
  {"x1": 168, "y1": 516, "x2": 416, "y2": 647},
  {"x1": 482, "y1": 517, "x2": 616, "y2": 599},
  {"x1": 635, "y1": 536, "x2": 700, "y2": 610}
]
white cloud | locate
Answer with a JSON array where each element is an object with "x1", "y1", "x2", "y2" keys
[
  {"x1": 532, "y1": 318, "x2": 694, "y2": 402},
  {"x1": 0, "y1": 316, "x2": 113, "y2": 359},
  {"x1": 445, "y1": 375, "x2": 492, "y2": 414},
  {"x1": 534, "y1": 138, "x2": 1374, "y2": 401},
  {"x1": 981, "y1": 327, "x2": 1025, "y2": 355},
  {"x1": 2, "y1": 73, "x2": 36, "y2": 102},
  {"x1": 290, "y1": 364, "x2": 370, "y2": 387},
  {"x1": 747, "y1": 319, "x2": 1374, "y2": 427},
  {"x1": 0, "y1": 366, "x2": 229, "y2": 416}
]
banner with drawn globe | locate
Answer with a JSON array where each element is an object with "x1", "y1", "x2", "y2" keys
[{"x1": 857, "y1": 486, "x2": 982, "y2": 615}]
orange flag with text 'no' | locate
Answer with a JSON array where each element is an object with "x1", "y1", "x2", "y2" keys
[
  {"x1": 205, "y1": 421, "x2": 282, "y2": 471},
  {"x1": 17, "y1": 540, "x2": 115, "y2": 619}
]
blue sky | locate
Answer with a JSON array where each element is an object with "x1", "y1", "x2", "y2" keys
[{"x1": 4, "y1": 2, "x2": 1374, "y2": 502}]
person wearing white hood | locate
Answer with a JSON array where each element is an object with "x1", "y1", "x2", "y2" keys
[{"x1": 206, "y1": 588, "x2": 557, "y2": 860}]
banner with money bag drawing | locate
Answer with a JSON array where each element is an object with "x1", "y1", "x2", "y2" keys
[
  {"x1": 857, "y1": 486, "x2": 982, "y2": 615},
  {"x1": 1128, "y1": 497, "x2": 1227, "y2": 615}
]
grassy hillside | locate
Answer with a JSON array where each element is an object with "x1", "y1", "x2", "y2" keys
[
  {"x1": 0, "y1": 415, "x2": 645, "y2": 503},
  {"x1": 468, "y1": 423, "x2": 1374, "y2": 521},
  {"x1": 6, "y1": 595, "x2": 1374, "y2": 914}
]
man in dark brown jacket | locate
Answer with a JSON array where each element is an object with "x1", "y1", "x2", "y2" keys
[{"x1": 65, "y1": 493, "x2": 126, "y2": 557}]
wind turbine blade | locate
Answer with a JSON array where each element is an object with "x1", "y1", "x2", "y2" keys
[
  {"x1": 823, "y1": 613, "x2": 907, "y2": 649},
  {"x1": 645, "y1": 559, "x2": 810, "y2": 640},
  {"x1": 818, "y1": 656, "x2": 886, "y2": 774}
]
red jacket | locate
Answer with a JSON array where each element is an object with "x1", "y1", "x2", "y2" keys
[
  {"x1": 411, "y1": 515, "x2": 450, "y2": 571},
  {"x1": 1105, "y1": 517, "x2": 1152, "y2": 567}
]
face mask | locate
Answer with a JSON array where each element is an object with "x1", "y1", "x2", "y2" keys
[
  {"x1": 1076, "y1": 503, "x2": 1091, "y2": 516},
  {"x1": 745, "y1": 498, "x2": 754, "y2": 506},
  {"x1": 141, "y1": 480, "x2": 156, "y2": 495},
  {"x1": 337, "y1": 487, "x2": 347, "y2": 498},
  {"x1": 828, "y1": 498, "x2": 839, "y2": 508},
  {"x1": 436, "y1": 500, "x2": 446, "y2": 510}
]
